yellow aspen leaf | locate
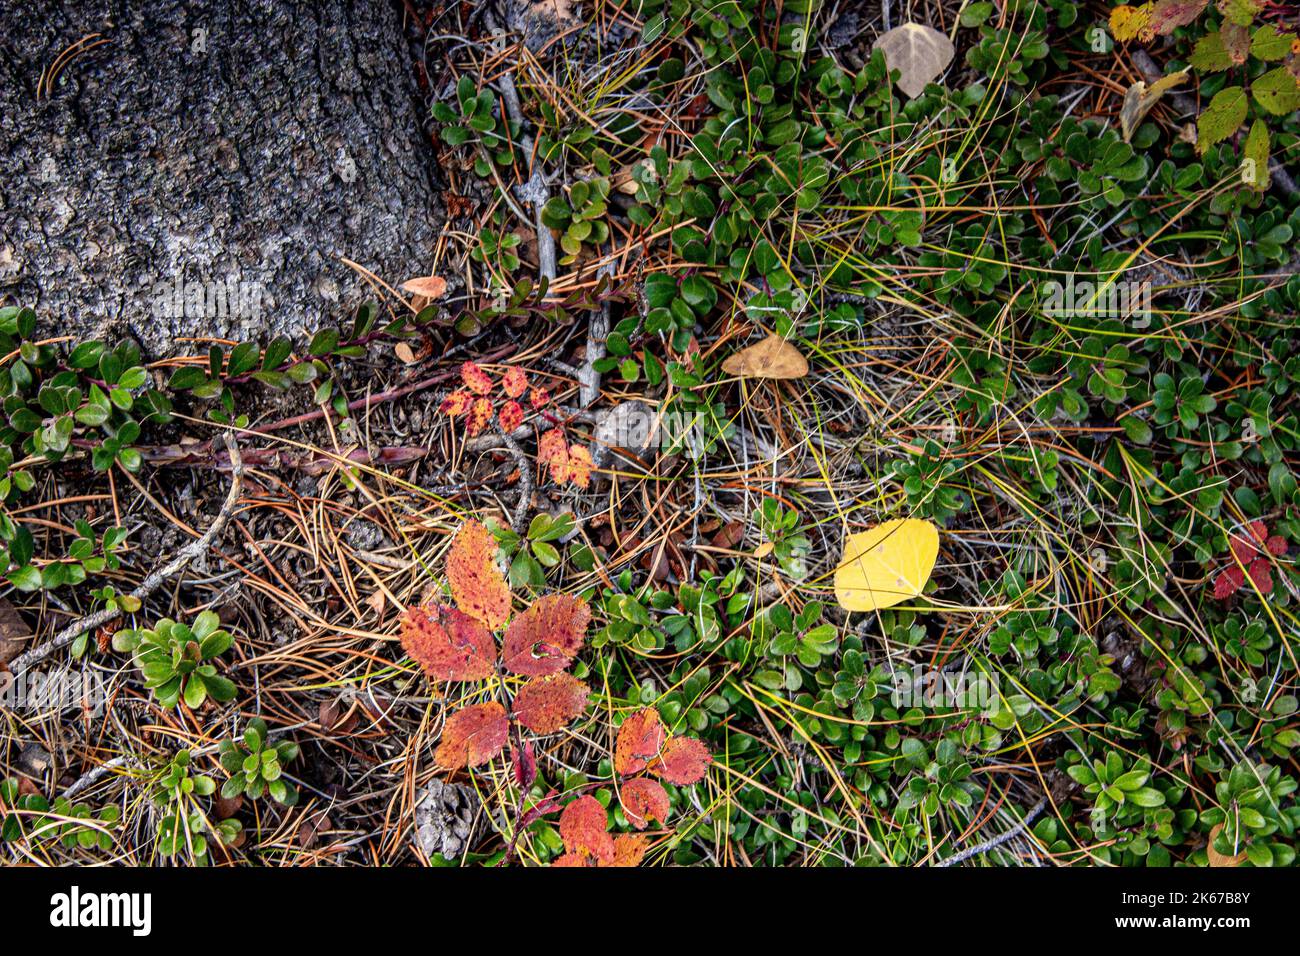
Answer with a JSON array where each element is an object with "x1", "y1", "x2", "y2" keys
[
  {"x1": 1110, "y1": 4, "x2": 1151, "y2": 41},
  {"x1": 833, "y1": 518, "x2": 940, "y2": 612}
]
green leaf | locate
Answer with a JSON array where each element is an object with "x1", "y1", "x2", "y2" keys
[
  {"x1": 1197, "y1": 86, "x2": 1247, "y2": 153},
  {"x1": 1242, "y1": 120, "x2": 1270, "y2": 190},
  {"x1": 1250, "y1": 24, "x2": 1293, "y2": 61},
  {"x1": 1252, "y1": 67, "x2": 1300, "y2": 115}
]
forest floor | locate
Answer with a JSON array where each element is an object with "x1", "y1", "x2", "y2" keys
[{"x1": 3, "y1": 0, "x2": 1300, "y2": 868}]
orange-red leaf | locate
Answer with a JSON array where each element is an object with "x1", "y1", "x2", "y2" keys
[
  {"x1": 440, "y1": 389, "x2": 471, "y2": 416},
  {"x1": 567, "y1": 444, "x2": 593, "y2": 489},
  {"x1": 446, "y1": 520, "x2": 511, "y2": 629},
  {"x1": 501, "y1": 593, "x2": 589, "y2": 676},
  {"x1": 620, "y1": 777, "x2": 669, "y2": 830},
  {"x1": 435, "y1": 702, "x2": 509, "y2": 769},
  {"x1": 649, "y1": 735, "x2": 711, "y2": 785},
  {"x1": 515, "y1": 673, "x2": 589, "y2": 733},
  {"x1": 501, "y1": 367, "x2": 528, "y2": 398},
  {"x1": 461, "y1": 360, "x2": 494, "y2": 395},
  {"x1": 538, "y1": 429, "x2": 569, "y2": 482},
  {"x1": 609, "y1": 833, "x2": 649, "y2": 867},
  {"x1": 499, "y1": 400, "x2": 524, "y2": 433},
  {"x1": 558, "y1": 794, "x2": 614, "y2": 864},
  {"x1": 401, "y1": 275, "x2": 448, "y2": 299},
  {"x1": 550, "y1": 851, "x2": 590, "y2": 867},
  {"x1": 466, "y1": 397, "x2": 493, "y2": 437},
  {"x1": 614, "y1": 708, "x2": 667, "y2": 777},
  {"x1": 529, "y1": 386, "x2": 551, "y2": 410},
  {"x1": 399, "y1": 604, "x2": 495, "y2": 681}
]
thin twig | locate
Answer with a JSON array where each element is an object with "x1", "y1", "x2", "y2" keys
[
  {"x1": 495, "y1": 425, "x2": 534, "y2": 532},
  {"x1": 489, "y1": 20, "x2": 557, "y2": 283},
  {"x1": 935, "y1": 796, "x2": 1048, "y2": 867},
  {"x1": 9, "y1": 433, "x2": 245, "y2": 675}
]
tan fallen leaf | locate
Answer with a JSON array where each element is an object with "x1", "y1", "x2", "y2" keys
[
  {"x1": 872, "y1": 23, "x2": 955, "y2": 99},
  {"x1": 394, "y1": 342, "x2": 417, "y2": 364},
  {"x1": 1119, "y1": 69, "x2": 1189, "y2": 142},
  {"x1": 401, "y1": 275, "x2": 448, "y2": 299},
  {"x1": 722, "y1": 334, "x2": 809, "y2": 380},
  {"x1": 753, "y1": 541, "x2": 774, "y2": 559},
  {"x1": 1206, "y1": 823, "x2": 1247, "y2": 867}
]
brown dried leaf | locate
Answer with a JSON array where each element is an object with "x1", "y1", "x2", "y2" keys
[
  {"x1": 1207, "y1": 823, "x2": 1247, "y2": 867},
  {"x1": 500, "y1": 593, "x2": 589, "y2": 676},
  {"x1": 445, "y1": 520, "x2": 511, "y2": 630},
  {"x1": 399, "y1": 604, "x2": 496, "y2": 681},
  {"x1": 514, "y1": 673, "x2": 590, "y2": 733},
  {"x1": 620, "y1": 777, "x2": 670, "y2": 830},
  {"x1": 614, "y1": 707, "x2": 667, "y2": 777},
  {"x1": 871, "y1": 23, "x2": 956, "y2": 99},
  {"x1": 721, "y1": 334, "x2": 809, "y2": 380},
  {"x1": 435, "y1": 702, "x2": 509, "y2": 769}
]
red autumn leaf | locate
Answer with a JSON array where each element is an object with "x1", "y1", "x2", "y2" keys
[
  {"x1": 500, "y1": 592, "x2": 590, "y2": 676},
  {"x1": 620, "y1": 777, "x2": 670, "y2": 830},
  {"x1": 538, "y1": 429, "x2": 571, "y2": 484},
  {"x1": 1230, "y1": 536, "x2": 1256, "y2": 564},
  {"x1": 440, "y1": 389, "x2": 471, "y2": 416},
  {"x1": 529, "y1": 386, "x2": 551, "y2": 410},
  {"x1": 1247, "y1": 559, "x2": 1274, "y2": 594},
  {"x1": 514, "y1": 672, "x2": 590, "y2": 733},
  {"x1": 465, "y1": 398, "x2": 493, "y2": 437},
  {"x1": 445, "y1": 520, "x2": 511, "y2": 629},
  {"x1": 399, "y1": 604, "x2": 495, "y2": 681},
  {"x1": 609, "y1": 833, "x2": 650, "y2": 867},
  {"x1": 501, "y1": 367, "x2": 528, "y2": 398},
  {"x1": 614, "y1": 707, "x2": 667, "y2": 777},
  {"x1": 558, "y1": 794, "x2": 614, "y2": 864},
  {"x1": 1147, "y1": 0, "x2": 1208, "y2": 35},
  {"x1": 567, "y1": 444, "x2": 593, "y2": 489},
  {"x1": 649, "y1": 735, "x2": 711, "y2": 785},
  {"x1": 435, "y1": 702, "x2": 509, "y2": 769},
  {"x1": 1213, "y1": 566, "x2": 1244, "y2": 599},
  {"x1": 1266, "y1": 535, "x2": 1288, "y2": 556},
  {"x1": 461, "y1": 360, "x2": 494, "y2": 395},
  {"x1": 514, "y1": 739, "x2": 537, "y2": 790},
  {"x1": 401, "y1": 275, "x2": 448, "y2": 299},
  {"x1": 499, "y1": 400, "x2": 524, "y2": 433}
]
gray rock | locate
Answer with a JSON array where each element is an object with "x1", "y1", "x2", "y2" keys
[{"x1": 0, "y1": 0, "x2": 442, "y2": 356}]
